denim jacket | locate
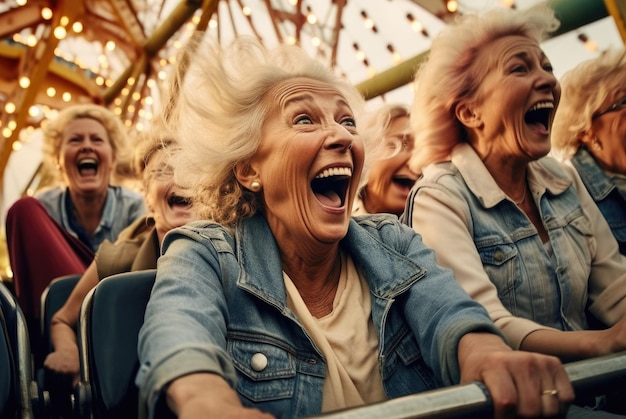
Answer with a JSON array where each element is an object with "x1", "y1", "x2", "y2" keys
[
  {"x1": 570, "y1": 147, "x2": 626, "y2": 255},
  {"x1": 36, "y1": 185, "x2": 146, "y2": 251},
  {"x1": 402, "y1": 143, "x2": 626, "y2": 349},
  {"x1": 136, "y1": 213, "x2": 501, "y2": 418}
]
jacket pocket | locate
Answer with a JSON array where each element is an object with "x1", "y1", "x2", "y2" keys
[
  {"x1": 229, "y1": 339, "x2": 296, "y2": 402},
  {"x1": 478, "y1": 242, "x2": 519, "y2": 303}
]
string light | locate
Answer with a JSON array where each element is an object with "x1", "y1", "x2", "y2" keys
[
  {"x1": 406, "y1": 13, "x2": 428, "y2": 37},
  {"x1": 360, "y1": 10, "x2": 377, "y2": 33},
  {"x1": 446, "y1": 0, "x2": 458, "y2": 13},
  {"x1": 577, "y1": 33, "x2": 598, "y2": 52}
]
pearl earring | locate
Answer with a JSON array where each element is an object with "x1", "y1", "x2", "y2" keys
[
  {"x1": 593, "y1": 138, "x2": 603, "y2": 151},
  {"x1": 250, "y1": 180, "x2": 262, "y2": 191}
]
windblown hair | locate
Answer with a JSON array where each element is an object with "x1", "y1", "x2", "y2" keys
[
  {"x1": 408, "y1": 4, "x2": 559, "y2": 174},
  {"x1": 40, "y1": 103, "x2": 130, "y2": 185},
  {"x1": 167, "y1": 35, "x2": 364, "y2": 225},
  {"x1": 358, "y1": 103, "x2": 410, "y2": 191},
  {"x1": 552, "y1": 48, "x2": 626, "y2": 160},
  {"x1": 132, "y1": 121, "x2": 179, "y2": 191}
]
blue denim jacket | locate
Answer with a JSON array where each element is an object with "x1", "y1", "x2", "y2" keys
[
  {"x1": 402, "y1": 144, "x2": 626, "y2": 348},
  {"x1": 570, "y1": 147, "x2": 626, "y2": 255},
  {"x1": 36, "y1": 185, "x2": 146, "y2": 251},
  {"x1": 136, "y1": 213, "x2": 501, "y2": 418}
]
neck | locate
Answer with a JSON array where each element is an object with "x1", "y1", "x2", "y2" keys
[{"x1": 283, "y1": 250, "x2": 342, "y2": 318}]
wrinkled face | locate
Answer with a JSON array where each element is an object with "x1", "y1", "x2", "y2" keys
[
  {"x1": 247, "y1": 77, "x2": 363, "y2": 247},
  {"x1": 588, "y1": 89, "x2": 626, "y2": 174},
  {"x1": 364, "y1": 115, "x2": 417, "y2": 216},
  {"x1": 58, "y1": 118, "x2": 115, "y2": 196},
  {"x1": 144, "y1": 150, "x2": 194, "y2": 242},
  {"x1": 466, "y1": 35, "x2": 560, "y2": 162}
]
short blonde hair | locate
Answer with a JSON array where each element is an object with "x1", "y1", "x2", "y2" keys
[
  {"x1": 41, "y1": 104, "x2": 130, "y2": 185},
  {"x1": 168, "y1": 35, "x2": 364, "y2": 225},
  {"x1": 552, "y1": 48, "x2": 626, "y2": 160},
  {"x1": 409, "y1": 4, "x2": 559, "y2": 173}
]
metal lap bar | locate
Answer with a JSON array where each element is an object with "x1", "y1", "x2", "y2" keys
[{"x1": 307, "y1": 351, "x2": 626, "y2": 419}]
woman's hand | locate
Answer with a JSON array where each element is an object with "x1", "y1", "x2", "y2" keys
[
  {"x1": 167, "y1": 373, "x2": 275, "y2": 419},
  {"x1": 458, "y1": 333, "x2": 574, "y2": 418},
  {"x1": 43, "y1": 345, "x2": 81, "y2": 387},
  {"x1": 44, "y1": 345, "x2": 80, "y2": 376}
]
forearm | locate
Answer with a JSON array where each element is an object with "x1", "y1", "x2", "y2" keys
[
  {"x1": 520, "y1": 328, "x2": 614, "y2": 362},
  {"x1": 49, "y1": 317, "x2": 79, "y2": 352}
]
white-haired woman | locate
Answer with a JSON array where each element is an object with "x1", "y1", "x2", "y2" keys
[{"x1": 136, "y1": 35, "x2": 574, "y2": 419}]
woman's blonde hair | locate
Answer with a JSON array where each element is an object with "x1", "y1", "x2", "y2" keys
[
  {"x1": 408, "y1": 4, "x2": 559, "y2": 173},
  {"x1": 552, "y1": 48, "x2": 626, "y2": 160},
  {"x1": 168, "y1": 35, "x2": 364, "y2": 225},
  {"x1": 40, "y1": 103, "x2": 130, "y2": 186}
]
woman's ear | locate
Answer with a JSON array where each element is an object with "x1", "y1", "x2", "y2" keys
[
  {"x1": 234, "y1": 161, "x2": 260, "y2": 191},
  {"x1": 455, "y1": 102, "x2": 482, "y2": 129},
  {"x1": 580, "y1": 129, "x2": 594, "y2": 147}
]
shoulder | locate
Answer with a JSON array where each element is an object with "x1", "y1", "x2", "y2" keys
[
  {"x1": 162, "y1": 220, "x2": 235, "y2": 251},
  {"x1": 350, "y1": 213, "x2": 416, "y2": 243},
  {"x1": 534, "y1": 155, "x2": 573, "y2": 177},
  {"x1": 35, "y1": 186, "x2": 63, "y2": 201},
  {"x1": 115, "y1": 216, "x2": 154, "y2": 242}
]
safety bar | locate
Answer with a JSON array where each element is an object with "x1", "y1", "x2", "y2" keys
[{"x1": 307, "y1": 351, "x2": 626, "y2": 419}]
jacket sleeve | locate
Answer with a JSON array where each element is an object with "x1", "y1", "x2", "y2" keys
[{"x1": 136, "y1": 227, "x2": 237, "y2": 418}]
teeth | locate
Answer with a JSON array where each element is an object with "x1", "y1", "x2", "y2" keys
[
  {"x1": 78, "y1": 158, "x2": 97, "y2": 165},
  {"x1": 529, "y1": 102, "x2": 554, "y2": 111},
  {"x1": 315, "y1": 167, "x2": 352, "y2": 179}
]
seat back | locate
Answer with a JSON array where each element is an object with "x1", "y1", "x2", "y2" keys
[
  {"x1": 40, "y1": 274, "x2": 81, "y2": 358},
  {"x1": 0, "y1": 282, "x2": 42, "y2": 419},
  {"x1": 76, "y1": 270, "x2": 156, "y2": 419},
  {"x1": 0, "y1": 308, "x2": 16, "y2": 419}
]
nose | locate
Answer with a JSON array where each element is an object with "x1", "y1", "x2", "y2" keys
[
  {"x1": 324, "y1": 124, "x2": 354, "y2": 152},
  {"x1": 535, "y1": 68, "x2": 558, "y2": 91}
]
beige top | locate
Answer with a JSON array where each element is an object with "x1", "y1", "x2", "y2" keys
[{"x1": 283, "y1": 251, "x2": 386, "y2": 412}]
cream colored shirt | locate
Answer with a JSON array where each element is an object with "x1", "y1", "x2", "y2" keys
[{"x1": 283, "y1": 252, "x2": 386, "y2": 412}]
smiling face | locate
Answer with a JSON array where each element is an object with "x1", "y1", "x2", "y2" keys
[
  {"x1": 144, "y1": 149, "x2": 194, "y2": 243},
  {"x1": 460, "y1": 35, "x2": 560, "y2": 163},
  {"x1": 363, "y1": 115, "x2": 417, "y2": 216},
  {"x1": 241, "y1": 77, "x2": 363, "y2": 249},
  {"x1": 58, "y1": 117, "x2": 115, "y2": 196}
]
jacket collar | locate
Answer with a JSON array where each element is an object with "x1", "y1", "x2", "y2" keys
[
  {"x1": 451, "y1": 143, "x2": 572, "y2": 208},
  {"x1": 235, "y1": 214, "x2": 422, "y2": 307},
  {"x1": 571, "y1": 147, "x2": 615, "y2": 200}
]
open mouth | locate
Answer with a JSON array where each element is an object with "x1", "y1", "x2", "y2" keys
[
  {"x1": 311, "y1": 167, "x2": 352, "y2": 208},
  {"x1": 167, "y1": 194, "x2": 192, "y2": 208},
  {"x1": 391, "y1": 175, "x2": 416, "y2": 190},
  {"x1": 77, "y1": 158, "x2": 98, "y2": 176},
  {"x1": 524, "y1": 101, "x2": 554, "y2": 134}
]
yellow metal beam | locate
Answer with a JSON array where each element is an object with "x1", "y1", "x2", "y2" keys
[
  {"x1": 605, "y1": 0, "x2": 626, "y2": 43},
  {"x1": 104, "y1": 0, "x2": 206, "y2": 105}
]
